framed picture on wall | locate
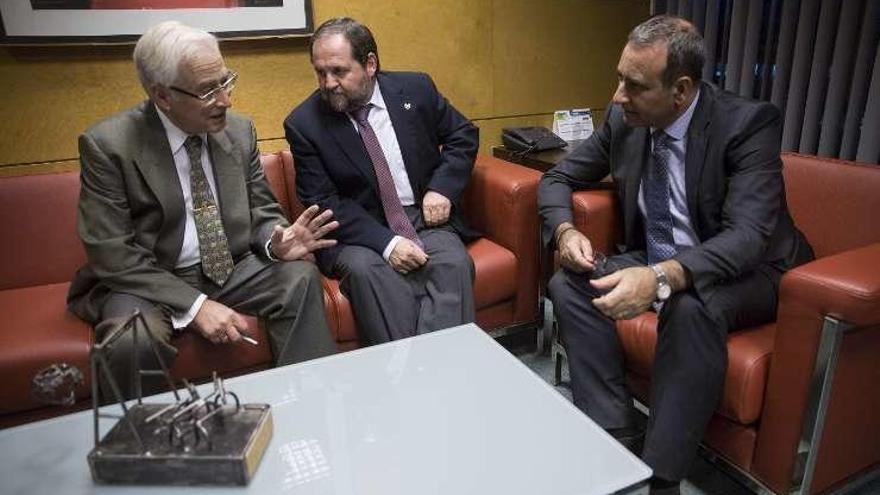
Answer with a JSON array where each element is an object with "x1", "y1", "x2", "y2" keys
[{"x1": 0, "y1": 0, "x2": 313, "y2": 45}]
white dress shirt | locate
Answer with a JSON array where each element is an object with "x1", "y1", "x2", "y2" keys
[{"x1": 155, "y1": 106, "x2": 212, "y2": 329}]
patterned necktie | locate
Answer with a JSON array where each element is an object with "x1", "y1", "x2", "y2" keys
[
  {"x1": 644, "y1": 130, "x2": 677, "y2": 264},
  {"x1": 350, "y1": 104, "x2": 422, "y2": 248},
  {"x1": 184, "y1": 135, "x2": 234, "y2": 286}
]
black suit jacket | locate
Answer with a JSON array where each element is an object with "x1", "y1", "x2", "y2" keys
[
  {"x1": 284, "y1": 71, "x2": 479, "y2": 272},
  {"x1": 539, "y1": 83, "x2": 813, "y2": 298},
  {"x1": 68, "y1": 102, "x2": 287, "y2": 322}
]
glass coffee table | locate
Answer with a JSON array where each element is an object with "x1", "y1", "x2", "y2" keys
[{"x1": 0, "y1": 323, "x2": 650, "y2": 494}]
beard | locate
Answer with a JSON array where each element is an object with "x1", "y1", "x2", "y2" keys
[
  {"x1": 321, "y1": 90, "x2": 352, "y2": 113},
  {"x1": 320, "y1": 76, "x2": 373, "y2": 113}
]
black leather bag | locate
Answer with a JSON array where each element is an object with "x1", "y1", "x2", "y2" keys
[{"x1": 501, "y1": 126, "x2": 568, "y2": 153}]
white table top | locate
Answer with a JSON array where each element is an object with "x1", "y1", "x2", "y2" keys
[{"x1": 1, "y1": 323, "x2": 650, "y2": 494}]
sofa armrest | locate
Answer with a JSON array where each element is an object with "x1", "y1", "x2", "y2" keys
[
  {"x1": 753, "y1": 242, "x2": 880, "y2": 493},
  {"x1": 462, "y1": 155, "x2": 542, "y2": 323},
  {"x1": 571, "y1": 189, "x2": 622, "y2": 254},
  {"x1": 463, "y1": 155, "x2": 541, "y2": 251},
  {"x1": 775, "y1": 242, "x2": 880, "y2": 325}
]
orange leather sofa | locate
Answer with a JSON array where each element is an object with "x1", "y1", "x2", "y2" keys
[
  {"x1": 0, "y1": 151, "x2": 542, "y2": 428},
  {"x1": 554, "y1": 153, "x2": 880, "y2": 494}
]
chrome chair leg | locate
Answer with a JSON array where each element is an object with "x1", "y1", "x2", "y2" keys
[{"x1": 551, "y1": 319, "x2": 567, "y2": 386}]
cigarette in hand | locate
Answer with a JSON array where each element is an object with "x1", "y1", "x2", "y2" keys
[{"x1": 241, "y1": 335, "x2": 259, "y2": 346}]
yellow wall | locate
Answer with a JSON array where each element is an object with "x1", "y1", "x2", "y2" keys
[{"x1": 0, "y1": 0, "x2": 648, "y2": 177}]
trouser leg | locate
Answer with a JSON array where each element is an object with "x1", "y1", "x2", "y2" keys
[
  {"x1": 335, "y1": 245, "x2": 418, "y2": 344},
  {"x1": 212, "y1": 254, "x2": 336, "y2": 366},
  {"x1": 96, "y1": 293, "x2": 176, "y2": 401},
  {"x1": 334, "y1": 228, "x2": 474, "y2": 344},
  {"x1": 547, "y1": 267, "x2": 633, "y2": 429},
  {"x1": 411, "y1": 228, "x2": 475, "y2": 334},
  {"x1": 643, "y1": 266, "x2": 781, "y2": 481}
]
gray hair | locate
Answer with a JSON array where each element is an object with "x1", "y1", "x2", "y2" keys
[
  {"x1": 133, "y1": 21, "x2": 219, "y2": 92},
  {"x1": 628, "y1": 15, "x2": 705, "y2": 86}
]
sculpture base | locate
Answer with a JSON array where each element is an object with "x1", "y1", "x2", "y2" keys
[{"x1": 88, "y1": 403, "x2": 272, "y2": 486}]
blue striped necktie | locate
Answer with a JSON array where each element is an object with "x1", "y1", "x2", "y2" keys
[{"x1": 644, "y1": 130, "x2": 677, "y2": 264}]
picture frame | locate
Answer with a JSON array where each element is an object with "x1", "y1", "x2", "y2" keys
[{"x1": 0, "y1": 0, "x2": 313, "y2": 45}]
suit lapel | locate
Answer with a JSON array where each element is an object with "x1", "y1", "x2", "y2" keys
[
  {"x1": 379, "y1": 73, "x2": 419, "y2": 181},
  {"x1": 206, "y1": 129, "x2": 243, "y2": 232},
  {"x1": 321, "y1": 101, "x2": 377, "y2": 188},
  {"x1": 684, "y1": 84, "x2": 712, "y2": 228},
  {"x1": 621, "y1": 126, "x2": 650, "y2": 249},
  {"x1": 134, "y1": 103, "x2": 185, "y2": 266}
]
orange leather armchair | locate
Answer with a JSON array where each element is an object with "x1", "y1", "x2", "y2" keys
[{"x1": 554, "y1": 153, "x2": 880, "y2": 494}]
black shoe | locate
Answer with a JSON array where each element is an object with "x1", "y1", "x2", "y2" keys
[
  {"x1": 649, "y1": 477, "x2": 680, "y2": 495},
  {"x1": 608, "y1": 427, "x2": 645, "y2": 455}
]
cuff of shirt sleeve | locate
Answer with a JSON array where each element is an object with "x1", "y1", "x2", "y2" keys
[
  {"x1": 171, "y1": 293, "x2": 207, "y2": 330},
  {"x1": 383, "y1": 236, "x2": 404, "y2": 261}
]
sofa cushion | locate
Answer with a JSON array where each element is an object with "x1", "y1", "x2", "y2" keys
[
  {"x1": 260, "y1": 152, "x2": 291, "y2": 220},
  {"x1": 0, "y1": 172, "x2": 85, "y2": 290},
  {"x1": 0, "y1": 283, "x2": 92, "y2": 415},
  {"x1": 470, "y1": 238, "x2": 517, "y2": 309},
  {"x1": 321, "y1": 278, "x2": 358, "y2": 344},
  {"x1": 617, "y1": 313, "x2": 775, "y2": 425},
  {"x1": 783, "y1": 153, "x2": 880, "y2": 258},
  {"x1": 280, "y1": 150, "x2": 308, "y2": 219}
]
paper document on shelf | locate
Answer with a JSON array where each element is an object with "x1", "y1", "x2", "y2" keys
[{"x1": 552, "y1": 109, "x2": 594, "y2": 142}]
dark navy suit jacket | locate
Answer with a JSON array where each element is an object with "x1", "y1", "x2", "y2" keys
[
  {"x1": 539, "y1": 83, "x2": 814, "y2": 300},
  {"x1": 284, "y1": 71, "x2": 479, "y2": 273}
]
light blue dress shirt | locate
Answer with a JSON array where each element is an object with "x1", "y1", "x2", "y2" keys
[{"x1": 638, "y1": 91, "x2": 702, "y2": 250}]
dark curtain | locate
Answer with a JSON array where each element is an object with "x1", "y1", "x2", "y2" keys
[{"x1": 653, "y1": 0, "x2": 880, "y2": 164}]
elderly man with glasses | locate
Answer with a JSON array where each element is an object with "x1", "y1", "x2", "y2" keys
[{"x1": 68, "y1": 21, "x2": 339, "y2": 400}]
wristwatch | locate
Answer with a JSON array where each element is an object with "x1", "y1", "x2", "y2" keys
[{"x1": 650, "y1": 264, "x2": 672, "y2": 301}]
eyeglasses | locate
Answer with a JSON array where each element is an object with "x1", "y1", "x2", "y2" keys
[{"x1": 170, "y1": 70, "x2": 238, "y2": 106}]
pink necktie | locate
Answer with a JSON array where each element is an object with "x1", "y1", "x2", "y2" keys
[{"x1": 351, "y1": 104, "x2": 422, "y2": 248}]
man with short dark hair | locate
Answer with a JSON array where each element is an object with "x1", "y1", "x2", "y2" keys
[
  {"x1": 539, "y1": 15, "x2": 813, "y2": 494},
  {"x1": 69, "y1": 21, "x2": 339, "y2": 400},
  {"x1": 284, "y1": 17, "x2": 479, "y2": 345}
]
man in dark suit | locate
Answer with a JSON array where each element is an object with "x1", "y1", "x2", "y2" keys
[
  {"x1": 284, "y1": 17, "x2": 479, "y2": 344},
  {"x1": 68, "y1": 21, "x2": 339, "y2": 400},
  {"x1": 539, "y1": 15, "x2": 813, "y2": 494}
]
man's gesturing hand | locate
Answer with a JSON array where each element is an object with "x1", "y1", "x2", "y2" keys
[
  {"x1": 388, "y1": 238, "x2": 428, "y2": 274},
  {"x1": 270, "y1": 205, "x2": 339, "y2": 261},
  {"x1": 192, "y1": 300, "x2": 249, "y2": 344},
  {"x1": 422, "y1": 190, "x2": 451, "y2": 227}
]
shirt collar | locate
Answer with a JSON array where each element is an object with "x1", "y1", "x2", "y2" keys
[
  {"x1": 367, "y1": 80, "x2": 387, "y2": 111},
  {"x1": 154, "y1": 103, "x2": 207, "y2": 154},
  {"x1": 652, "y1": 89, "x2": 701, "y2": 141}
]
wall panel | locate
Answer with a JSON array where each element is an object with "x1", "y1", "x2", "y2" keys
[{"x1": 0, "y1": 0, "x2": 647, "y2": 177}]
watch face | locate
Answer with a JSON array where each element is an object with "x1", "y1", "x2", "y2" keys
[{"x1": 657, "y1": 284, "x2": 672, "y2": 301}]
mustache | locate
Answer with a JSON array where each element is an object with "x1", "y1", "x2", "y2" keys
[{"x1": 321, "y1": 88, "x2": 346, "y2": 98}]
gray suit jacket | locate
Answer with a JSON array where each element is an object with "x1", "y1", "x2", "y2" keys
[
  {"x1": 68, "y1": 102, "x2": 286, "y2": 322},
  {"x1": 539, "y1": 83, "x2": 813, "y2": 299}
]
